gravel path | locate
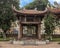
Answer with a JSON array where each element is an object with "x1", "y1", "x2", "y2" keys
[{"x1": 0, "y1": 41, "x2": 60, "y2": 48}]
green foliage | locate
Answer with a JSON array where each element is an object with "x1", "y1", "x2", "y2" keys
[
  {"x1": 44, "y1": 13, "x2": 57, "y2": 40},
  {"x1": 44, "y1": 13, "x2": 56, "y2": 35},
  {"x1": 0, "y1": 0, "x2": 19, "y2": 32},
  {"x1": 24, "y1": 0, "x2": 49, "y2": 10}
]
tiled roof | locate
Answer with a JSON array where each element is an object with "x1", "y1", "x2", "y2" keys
[
  {"x1": 48, "y1": 8, "x2": 60, "y2": 14},
  {"x1": 12, "y1": 6, "x2": 47, "y2": 15},
  {"x1": 12, "y1": 5, "x2": 60, "y2": 17}
]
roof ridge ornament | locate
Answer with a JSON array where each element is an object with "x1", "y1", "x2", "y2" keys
[
  {"x1": 11, "y1": 4, "x2": 20, "y2": 12},
  {"x1": 47, "y1": 3, "x2": 50, "y2": 8},
  {"x1": 12, "y1": 4, "x2": 16, "y2": 10}
]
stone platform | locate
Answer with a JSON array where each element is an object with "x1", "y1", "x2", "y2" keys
[{"x1": 12, "y1": 40, "x2": 49, "y2": 45}]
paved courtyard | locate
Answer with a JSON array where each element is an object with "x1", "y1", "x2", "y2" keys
[{"x1": 0, "y1": 41, "x2": 60, "y2": 48}]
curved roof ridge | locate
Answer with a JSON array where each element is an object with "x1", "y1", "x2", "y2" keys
[{"x1": 12, "y1": 5, "x2": 47, "y2": 15}]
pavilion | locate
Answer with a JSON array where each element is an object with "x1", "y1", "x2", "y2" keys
[{"x1": 12, "y1": 6, "x2": 60, "y2": 40}]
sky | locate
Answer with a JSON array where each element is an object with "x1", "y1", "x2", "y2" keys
[
  {"x1": 20, "y1": 0, "x2": 33, "y2": 7},
  {"x1": 20, "y1": 0, "x2": 60, "y2": 8}
]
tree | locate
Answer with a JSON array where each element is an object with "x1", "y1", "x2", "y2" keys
[
  {"x1": 44, "y1": 13, "x2": 56, "y2": 40},
  {"x1": 53, "y1": 1, "x2": 60, "y2": 8},
  {"x1": 0, "y1": 0, "x2": 19, "y2": 39},
  {"x1": 53, "y1": 1, "x2": 60, "y2": 32},
  {"x1": 24, "y1": 0, "x2": 48, "y2": 10}
]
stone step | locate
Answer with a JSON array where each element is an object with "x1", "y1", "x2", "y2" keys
[{"x1": 13, "y1": 40, "x2": 48, "y2": 45}]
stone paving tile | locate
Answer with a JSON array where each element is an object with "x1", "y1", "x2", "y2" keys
[{"x1": 0, "y1": 42, "x2": 60, "y2": 48}]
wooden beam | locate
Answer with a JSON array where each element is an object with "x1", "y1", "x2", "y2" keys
[{"x1": 21, "y1": 22, "x2": 40, "y2": 24}]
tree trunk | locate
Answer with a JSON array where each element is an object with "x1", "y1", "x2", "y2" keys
[
  {"x1": 50, "y1": 34, "x2": 53, "y2": 41},
  {"x1": 47, "y1": 34, "x2": 52, "y2": 41},
  {"x1": 2, "y1": 31, "x2": 6, "y2": 40}
]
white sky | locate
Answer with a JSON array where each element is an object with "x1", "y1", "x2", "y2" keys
[{"x1": 55, "y1": 0, "x2": 60, "y2": 2}]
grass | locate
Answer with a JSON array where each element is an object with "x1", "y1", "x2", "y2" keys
[
  {"x1": 0, "y1": 38, "x2": 10, "y2": 41},
  {"x1": 52, "y1": 37, "x2": 60, "y2": 42}
]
